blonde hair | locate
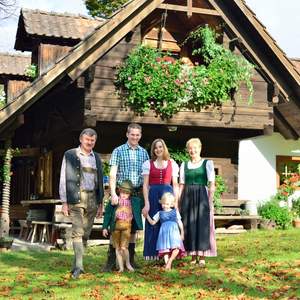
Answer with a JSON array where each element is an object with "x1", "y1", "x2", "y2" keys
[
  {"x1": 150, "y1": 138, "x2": 170, "y2": 160},
  {"x1": 159, "y1": 192, "x2": 175, "y2": 207},
  {"x1": 186, "y1": 138, "x2": 202, "y2": 149}
]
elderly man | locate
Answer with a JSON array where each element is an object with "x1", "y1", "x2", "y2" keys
[{"x1": 59, "y1": 128, "x2": 104, "y2": 279}]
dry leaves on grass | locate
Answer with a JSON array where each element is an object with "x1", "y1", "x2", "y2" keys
[
  {"x1": 113, "y1": 296, "x2": 156, "y2": 300},
  {"x1": 260, "y1": 274, "x2": 273, "y2": 282},
  {"x1": 84, "y1": 285, "x2": 102, "y2": 300},
  {"x1": 0, "y1": 286, "x2": 12, "y2": 296},
  {"x1": 255, "y1": 285, "x2": 267, "y2": 292}
]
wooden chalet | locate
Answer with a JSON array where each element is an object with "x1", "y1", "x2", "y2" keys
[
  {"x1": 0, "y1": 0, "x2": 300, "y2": 232},
  {"x1": 0, "y1": 53, "x2": 31, "y2": 104}
]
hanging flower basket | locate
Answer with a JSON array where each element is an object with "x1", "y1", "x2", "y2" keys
[{"x1": 115, "y1": 26, "x2": 254, "y2": 119}]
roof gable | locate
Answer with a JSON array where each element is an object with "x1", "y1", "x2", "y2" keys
[
  {"x1": 15, "y1": 8, "x2": 104, "y2": 51},
  {"x1": 0, "y1": 53, "x2": 31, "y2": 77}
]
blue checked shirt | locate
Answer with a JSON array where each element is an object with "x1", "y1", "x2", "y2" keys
[{"x1": 110, "y1": 142, "x2": 149, "y2": 188}]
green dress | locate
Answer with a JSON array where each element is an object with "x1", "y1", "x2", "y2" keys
[{"x1": 180, "y1": 160, "x2": 210, "y2": 252}]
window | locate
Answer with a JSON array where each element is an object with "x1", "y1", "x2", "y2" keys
[{"x1": 276, "y1": 156, "x2": 300, "y2": 188}]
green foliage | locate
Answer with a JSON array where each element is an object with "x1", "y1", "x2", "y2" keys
[
  {"x1": 85, "y1": 0, "x2": 127, "y2": 17},
  {"x1": 0, "y1": 148, "x2": 19, "y2": 182},
  {"x1": 116, "y1": 46, "x2": 186, "y2": 118},
  {"x1": 168, "y1": 146, "x2": 189, "y2": 163},
  {"x1": 258, "y1": 197, "x2": 292, "y2": 230},
  {"x1": 291, "y1": 197, "x2": 300, "y2": 219},
  {"x1": 24, "y1": 64, "x2": 38, "y2": 79},
  {"x1": 116, "y1": 26, "x2": 254, "y2": 119},
  {"x1": 0, "y1": 85, "x2": 5, "y2": 109},
  {"x1": 102, "y1": 160, "x2": 110, "y2": 176},
  {"x1": 213, "y1": 174, "x2": 228, "y2": 213}
]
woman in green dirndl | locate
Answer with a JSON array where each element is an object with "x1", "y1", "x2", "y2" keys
[{"x1": 179, "y1": 138, "x2": 217, "y2": 267}]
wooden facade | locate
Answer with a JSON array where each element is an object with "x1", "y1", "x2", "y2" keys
[{"x1": 0, "y1": 0, "x2": 300, "y2": 226}]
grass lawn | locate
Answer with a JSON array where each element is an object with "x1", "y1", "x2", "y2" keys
[{"x1": 0, "y1": 229, "x2": 299, "y2": 300}]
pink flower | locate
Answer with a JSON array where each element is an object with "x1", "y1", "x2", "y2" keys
[
  {"x1": 163, "y1": 56, "x2": 175, "y2": 64},
  {"x1": 144, "y1": 76, "x2": 151, "y2": 84}
]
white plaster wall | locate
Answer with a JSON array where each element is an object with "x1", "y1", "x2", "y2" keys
[{"x1": 238, "y1": 132, "x2": 300, "y2": 204}]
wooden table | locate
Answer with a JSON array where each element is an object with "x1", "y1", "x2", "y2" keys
[
  {"x1": 20, "y1": 199, "x2": 62, "y2": 243},
  {"x1": 21, "y1": 199, "x2": 62, "y2": 206}
]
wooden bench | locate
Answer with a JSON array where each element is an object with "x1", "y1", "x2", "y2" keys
[
  {"x1": 8, "y1": 205, "x2": 28, "y2": 235},
  {"x1": 214, "y1": 199, "x2": 261, "y2": 229},
  {"x1": 27, "y1": 221, "x2": 52, "y2": 243}
]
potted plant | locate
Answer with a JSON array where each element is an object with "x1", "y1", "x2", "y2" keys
[
  {"x1": 258, "y1": 195, "x2": 292, "y2": 230},
  {"x1": 0, "y1": 236, "x2": 14, "y2": 250},
  {"x1": 291, "y1": 197, "x2": 300, "y2": 228}
]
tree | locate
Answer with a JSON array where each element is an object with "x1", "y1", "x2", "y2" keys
[
  {"x1": 85, "y1": 0, "x2": 127, "y2": 18},
  {"x1": 0, "y1": 0, "x2": 16, "y2": 19}
]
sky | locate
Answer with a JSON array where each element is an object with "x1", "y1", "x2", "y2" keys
[{"x1": 0, "y1": 0, "x2": 299, "y2": 58}]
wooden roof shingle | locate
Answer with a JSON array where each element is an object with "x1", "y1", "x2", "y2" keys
[
  {"x1": 15, "y1": 9, "x2": 104, "y2": 50},
  {"x1": 0, "y1": 53, "x2": 31, "y2": 76}
]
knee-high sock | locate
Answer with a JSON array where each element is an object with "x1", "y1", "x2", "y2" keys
[{"x1": 73, "y1": 241, "x2": 84, "y2": 271}]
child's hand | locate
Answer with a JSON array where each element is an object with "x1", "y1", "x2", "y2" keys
[{"x1": 102, "y1": 229, "x2": 109, "y2": 237}]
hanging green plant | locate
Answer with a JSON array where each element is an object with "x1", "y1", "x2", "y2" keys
[
  {"x1": 115, "y1": 26, "x2": 254, "y2": 119},
  {"x1": 24, "y1": 64, "x2": 38, "y2": 79},
  {"x1": 0, "y1": 85, "x2": 6, "y2": 109}
]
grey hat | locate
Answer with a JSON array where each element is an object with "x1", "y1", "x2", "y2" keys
[{"x1": 118, "y1": 180, "x2": 133, "y2": 193}]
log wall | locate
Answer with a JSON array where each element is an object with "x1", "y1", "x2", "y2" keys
[{"x1": 85, "y1": 27, "x2": 272, "y2": 130}]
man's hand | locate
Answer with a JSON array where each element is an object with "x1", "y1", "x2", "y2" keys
[
  {"x1": 111, "y1": 193, "x2": 119, "y2": 205},
  {"x1": 62, "y1": 203, "x2": 69, "y2": 216},
  {"x1": 96, "y1": 205, "x2": 103, "y2": 218},
  {"x1": 102, "y1": 229, "x2": 109, "y2": 237},
  {"x1": 142, "y1": 204, "x2": 149, "y2": 217}
]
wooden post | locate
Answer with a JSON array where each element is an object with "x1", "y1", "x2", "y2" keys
[
  {"x1": 187, "y1": 0, "x2": 193, "y2": 17},
  {"x1": 0, "y1": 139, "x2": 12, "y2": 238}
]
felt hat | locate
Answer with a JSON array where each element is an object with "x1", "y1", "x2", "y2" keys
[{"x1": 118, "y1": 180, "x2": 133, "y2": 193}]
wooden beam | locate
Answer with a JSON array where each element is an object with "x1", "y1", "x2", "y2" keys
[
  {"x1": 207, "y1": 0, "x2": 293, "y2": 101},
  {"x1": 0, "y1": 147, "x2": 39, "y2": 157},
  {"x1": 0, "y1": 114, "x2": 24, "y2": 140},
  {"x1": 187, "y1": 0, "x2": 193, "y2": 17},
  {"x1": 158, "y1": 3, "x2": 221, "y2": 16},
  {"x1": 68, "y1": 0, "x2": 164, "y2": 80},
  {"x1": 273, "y1": 109, "x2": 298, "y2": 140}
]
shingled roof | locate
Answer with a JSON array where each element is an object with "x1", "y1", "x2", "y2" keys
[
  {"x1": 291, "y1": 58, "x2": 300, "y2": 75},
  {"x1": 15, "y1": 9, "x2": 104, "y2": 50},
  {"x1": 0, "y1": 53, "x2": 31, "y2": 76}
]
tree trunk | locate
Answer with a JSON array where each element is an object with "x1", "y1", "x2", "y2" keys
[{"x1": 0, "y1": 139, "x2": 12, "y2": 238}]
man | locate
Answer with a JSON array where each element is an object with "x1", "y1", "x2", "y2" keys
[
  {"x1": 59, "y1": 128, "x2": 104, "y2": 279},
  {"x1": 102, "y1": 123, "x2": 149, "y2": 272}
]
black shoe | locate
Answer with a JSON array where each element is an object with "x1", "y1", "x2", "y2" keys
[
  {"x1": 128, "y1": 243, "x2": 140, "y2": 269},
  {"x1": 71, "y1": 267, "x2": 84, "y2": 279},
  {"x1": 101, "y1": 245, "x2": 116, "y2": 272}
]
